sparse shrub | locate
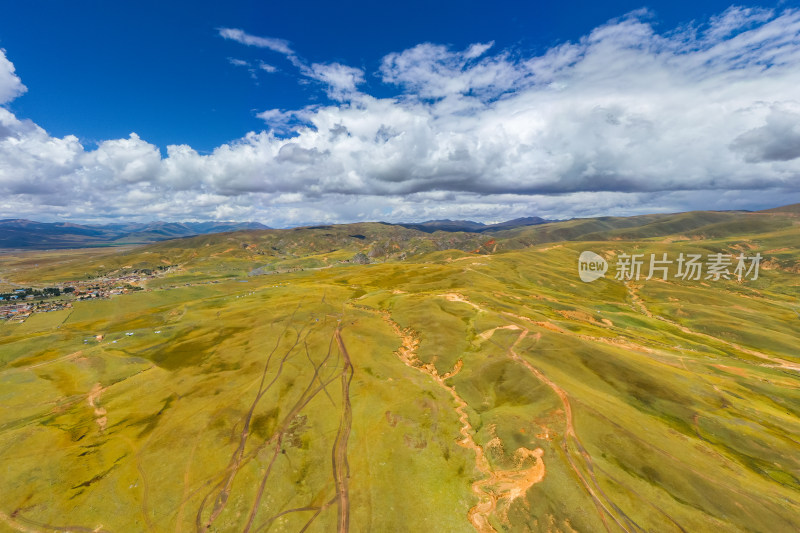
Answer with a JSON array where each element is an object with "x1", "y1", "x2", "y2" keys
[{"x1": 352, "y1": 252, "x2": 370, "y2": 264}]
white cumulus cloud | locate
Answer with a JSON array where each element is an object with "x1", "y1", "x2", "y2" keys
[
  {"x1": 1, "y1": 7, "x2": 799, "y2": 225},
  {"x1": 306, "y1": 62, "x2": 365, "y2": 101},
  {"x1": 218, "y1": 28, "x2": 295, "y2": 57},
  {"x1": 0, "y1": 49, "x2": 26, "y2": 105}
]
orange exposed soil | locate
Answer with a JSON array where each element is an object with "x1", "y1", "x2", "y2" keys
[
  {"x1": 536, "y1": 244, "x2": 564, "y2": 251},
  {"x1": 211, "y1": 247, "x2": 236, "y2": 256},
  {"x1": 504, "y1": 328, "x2": 633, "y2": 531},
  {"x1": 711, "y1": 364, "x2": 750, "y2": 377},
  {"x1": 557, "y1": 310, "x2": 614, "y2": 328},
  {"x1": 0, "y1": 509, "x2": 109, "y2": 532},
  {"x1": 478, "y1": 325, "x2": 520, "y2": 341},
  {"x1": 458, "y1": 294, "x2": 642, "y2": 531},
  {"x1": 626, "y1": 283, "x2": 653, "y2": 318},
  {"x1": 369, "y1": 299, "x2": 545, "y2": 532},
  {"x1": 0, "y1": 511, "x2": 35, "y2": 533},
  {"x1": 442, "y1": 292, "x2": 483, "y2": 311},
  {"x1": 87, "y1": 382, "x2": 107, "y2": 431},
  {"x1": 626, "y1": 284, "x2": 800, "y2": 372}
]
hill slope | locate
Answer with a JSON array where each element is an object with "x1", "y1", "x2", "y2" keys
[
  {"x1": 0, "y1": 207, "x2": 797, "y2": 531},
  {"x1": 0, "y1": 219, "x2": 270, "y2": 249}
]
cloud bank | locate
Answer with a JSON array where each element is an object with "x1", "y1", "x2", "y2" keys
[{"x1": 2, "y1": 7, "x2": 800, "y2": 225}]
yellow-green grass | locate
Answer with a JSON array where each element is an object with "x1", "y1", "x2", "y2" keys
[{"x1": 0, "y1": 218, "x2": 798, "y2": 532}]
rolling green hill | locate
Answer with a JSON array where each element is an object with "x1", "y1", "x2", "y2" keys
[
  {"x1": 0, "y1": 208, "x2": 798, "y2": 532},
  {"x1": 759, "y1": 202, "x2": 800, "y2": 214},
  {"x1": 0, "y1": 219, "x2": 270, "y2": 249}
]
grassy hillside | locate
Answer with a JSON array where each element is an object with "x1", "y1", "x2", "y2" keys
[
  {"x1": 0, "y1": 220, "x2": 270, "y2": 249},
  {"x1": 0, "y1": 210, "x2": 798, "y2": 532},
  {"x1": 760, "y1": 203, "x2": 800, "y2": 214},
  {"x1": 0, "y1": 222, "x2": 497, "y2": 286},
  {"x1": 494, "y1": 210, "x2": 799, "y2": 245}
]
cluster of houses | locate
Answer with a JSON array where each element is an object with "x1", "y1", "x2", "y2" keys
[
  {"x1": 0, "y1": 300, "x2": 74, "y2": 322},
  {"x1": 0, "y1": 270, "x2": 163, "y2": 323},
  {"x1": 0, "y1": 288, "x2": 41, "y2": 301},
  {"x1": 0, "y1": 303, "x2": 32, "y2": 321},
  {"x1": 0, "y1": 265, "x2": 182, "y2": 323}
]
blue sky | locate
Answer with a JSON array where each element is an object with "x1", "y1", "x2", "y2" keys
[
  {"x1": 1, "y1": 1, "x2": 799, "y2": 225},
  {"x1": 1, "y1": 0, "x2": 745, "y2": 152}
]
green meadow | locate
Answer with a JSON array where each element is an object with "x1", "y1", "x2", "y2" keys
[{"x1": 0, "y1": 210, "x2": 798, "y2": 532}]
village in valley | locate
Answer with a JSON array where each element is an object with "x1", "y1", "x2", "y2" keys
[{"x1": 0, "y1": 266, "x2": 175, "y2": 322}]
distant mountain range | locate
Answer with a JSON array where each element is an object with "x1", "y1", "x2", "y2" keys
[
  {"x1": 391, "y1": 216, "x2": 549, "y2": 233},
  {"x1": 0, "y1": 220, "x2": 271, "y2": 249},
  {"x1": 4, "y1": 205, "x2": 795, "y2": 250},
  {"x1": 0, "y1": 216, "x2": 554, "y2": 249}
]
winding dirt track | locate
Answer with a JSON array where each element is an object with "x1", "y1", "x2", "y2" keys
[
  {"x1": 197, "y1": 315, "x2": 310, "y2": 531},
  {"x1": 24, "y1": 350, "x2": 83, "y2": 370},
  {"x1": 360, "y1": 300, "x2": 546, "y2": 533},
  {"x1": 503, "y1": 328, "x2": 630, "y2": 532},
  {"x1": 332, "y1": 328, "x2": 354, "y2": 533},
  {"x1": 446, "y1": 293, "x2": 645, "y2": 532},
  {"x1": 626, "y1": 283, "x2": 800, "y2": 372},
  {"x1": 11, "y1": 283, "x2": 750, "y2": 531},
  {"x1": 0, "y1": 510, "x2": 110, "y2": 533},
  {"x1": 197, "y1": 308, "x2": 352, "y2": 533},
  {"x1": 87, "y1": 383, "x2": 107, "y2": 431}
]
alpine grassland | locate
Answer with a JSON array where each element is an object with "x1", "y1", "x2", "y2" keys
[{"x1": 0, "y1": 209, "x2": 798, "y2": 532}]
